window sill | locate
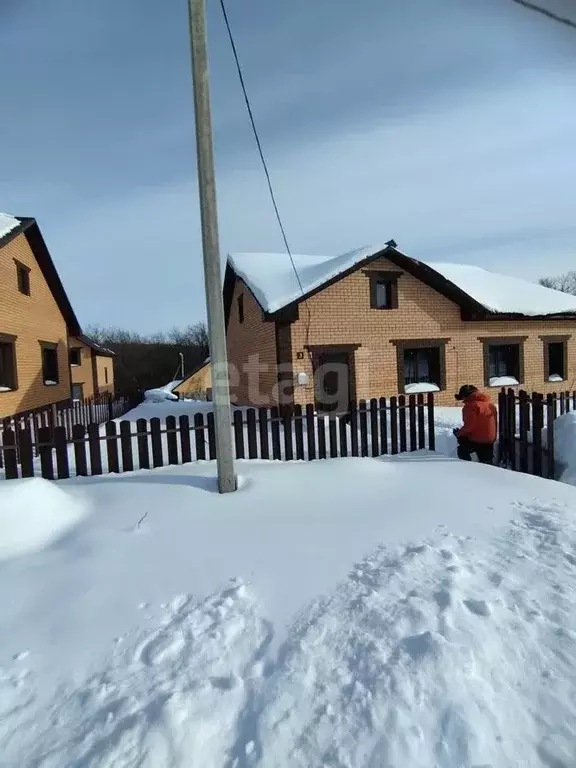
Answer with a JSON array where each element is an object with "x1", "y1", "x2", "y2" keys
[
  {"x1": 43, "y1": 381, "x2": 59, "y2": 387},
  {"x1": 489, "y1": 376, "x2": 520, "y2": 388},
  {"x1": 404, "y1": 383, "x2": 441, "y2": 394},
  {"x1": 548, "y1": 375, "x2": 566, "y2": 383},
  {"x1": 0, "y1": 386, "x2": 15, "y2": 393}
]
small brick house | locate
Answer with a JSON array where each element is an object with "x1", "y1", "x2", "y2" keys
[
  {"x1": 223, "y1": 242, "x2": 576, "y2": 410},
  {"x1": 0, "y1": 214, "x2": 115, "y2": 418}
]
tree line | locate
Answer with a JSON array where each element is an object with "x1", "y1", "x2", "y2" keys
[
  {"x1": 85, "y1": 323, "x2": 209, "y2": 397},
  {"x1": 539, "y1": 271, "x2": 576, "y2": 295}
]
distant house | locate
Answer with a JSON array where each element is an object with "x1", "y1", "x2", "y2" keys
[
  {"x1": 223, "y1": 242, "x2": 576, "y2": 410},
  {"x1": 0, "y1": 213, "x2": 114, "y2": 418},
  {"x1": 172, "y1": 358, "x2": 212, "y2": 400},
  {"x1": 69, "y1": 335, "x2": 115, "y2": 401}
]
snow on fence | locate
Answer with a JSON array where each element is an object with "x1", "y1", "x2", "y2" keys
[{"x1": 0, "y1": 394, "x2": 436, "y2": 481}]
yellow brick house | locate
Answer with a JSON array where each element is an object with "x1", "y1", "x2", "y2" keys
[
  {"x1": 0, "y1": 213, "x2": 114, "y2": 418},
  {"x1": 223, "y1": 241, "x2": 576, "y2": 411}
]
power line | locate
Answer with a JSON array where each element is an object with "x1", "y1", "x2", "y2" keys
[
  {"x1": 218, "y1": 0, "x2": 309, "y2": 305},
  {"x1": 511, "y1": 0, "x2": 576, "y2": 30}
]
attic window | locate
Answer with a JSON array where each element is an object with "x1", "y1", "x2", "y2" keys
[
  {"x1": 238, "y1": 294, "x2": 244, "y2": 324},
  {"x1": 365, "y1": 270, "x2": 401, "y2": 310},
  {"x1": 16, "y1": 261, "x2": 30, "y2": 296}
]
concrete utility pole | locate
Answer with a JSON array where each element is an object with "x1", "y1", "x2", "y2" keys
[{"x1": 187, "y1": 0, "x2": 237, "y2": 493}]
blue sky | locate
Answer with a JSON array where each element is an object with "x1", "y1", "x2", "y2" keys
[{"x1": 1, "y1": 0, "x2": 575, "y2": 333}]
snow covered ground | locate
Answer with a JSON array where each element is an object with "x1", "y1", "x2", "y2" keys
[{"x1": 2, "y1": 454, "x2": 576, "y2": 766}]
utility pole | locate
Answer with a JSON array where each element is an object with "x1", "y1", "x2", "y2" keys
[
  {"x1": 187, "y1": 0, "x2": 237, "y2": 493},
  {"x1": 179, "y1": 352, "x2": 185, "y2": 380}
]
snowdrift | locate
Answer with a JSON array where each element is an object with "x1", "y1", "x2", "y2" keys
[{"x1": 0, "y1": 478, "x2": 89, "y2": 562}]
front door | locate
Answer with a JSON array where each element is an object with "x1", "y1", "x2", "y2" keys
[{"x1": 313, "y1": 351, "x2": 352, "y2": 413}]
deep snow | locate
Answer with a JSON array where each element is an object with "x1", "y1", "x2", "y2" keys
[{"x1": 2, "y1": 455, "x2": 576, "y2": 766}]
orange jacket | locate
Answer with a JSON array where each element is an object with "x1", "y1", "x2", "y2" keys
[{"x1": 459, "y1": 391, "x2": 497, "y2": 444}]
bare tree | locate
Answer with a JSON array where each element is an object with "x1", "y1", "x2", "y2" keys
[
  {"x1": 539, "y1": 271, "x2": 576, "y2": 295},
  {"x1": 81, "y1": 323, "x2": 209, "y2": 394}
]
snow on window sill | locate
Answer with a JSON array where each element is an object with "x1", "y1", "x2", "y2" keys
[
  {"x1": 43, "y1": 380, "x2": 59, "y2": 386},
  {"x1": 404, "y1": 382, "x2": 441, "y2": 394},
  {"x1": 489, "y1": 376, "x2": 519, "y2": 387},
  {"x1": 0, "y1": 386, "x2": 14, "y2": 393},
  {"x1": 548, "y1": 374, "x2": 565, "y2": 383}
]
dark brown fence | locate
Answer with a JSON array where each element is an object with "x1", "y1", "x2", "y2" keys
[
  {"x1": 497, "y1": 388, "x2": 574, "y2": 479},
  {"x1": 0, "y1": 393, "x2": 436, "y2": 481},
  {"x1": 0, "y1": 393, "x2": 140, "y2": 471}
]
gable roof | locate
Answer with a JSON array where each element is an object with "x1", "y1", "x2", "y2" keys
[
  {"x1": 75, "y1": 334, "x2": 115, "y2": 357},
  {"x1": 227, "y1": 244, "x2": 576, "y2": 319},
  {"x1": 0, "y1": 214, "x2": 82, "y2": 335}
]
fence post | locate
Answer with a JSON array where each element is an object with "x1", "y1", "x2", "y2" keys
[
  {"x1": 305, "y1": 404, "x2": 316, "y2": 460},
  {"x1": 408, "y1": 395, "x2": 417, "y2": 452},
  {"x1": 390, "y1": 397, "x2": 399, "y2": 455},
  {"x1": 38, "y1": 426, "x2": 54, "y2": 480},
  {"x1": 233, "y1": 410, "x2": 245, "y2": 459},
  {"x1": 398, "y1": 395, "x2": 407, "y2": 453},
  {"x1": 546, "y1": 393, "x2": 555, "y2": 479},
  {"x1": 178, "y1": 415, "x2": 191, "y2": 465},
  {"x1": 379, "y1": 397, "x2": 389, "y2": 455},
  {"x1": 18, "y1": 425, "x2": 35, "y2": 478},
  {"x1": 507, "y1": 388, "x2": 517, "y2": 472},
  {"x1": 518, "y1": 390, "x2": 529, "y2": 474},
  {"x1": 108, "y1": 393, "x2": 114, "y2": 422},
  {"x1": 532, "y1": 393, "x2": 543, "y2": 477},
  {"x1": 426, "y1": 393, "x2": 435, "y2": 451},
  {"x1": 369, "y1": 398, "x2": 379, "y2": 457},
  {"x1": 2, "y1": 428, "x2": 18, "y2": 479}
]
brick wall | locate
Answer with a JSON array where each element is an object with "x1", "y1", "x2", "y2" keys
[
  {"x1": 0, "y1": 232, "x2": 71, "y2": 417},
  {"x1": 226, "y1": 278, "x2": 278, "y2": 406},
  {"x1": 285, "y1": 256, "x2": 576, "y2": 407},
  {"x1": 70, "y1": 338, "x2": 96, "y2": 398}
]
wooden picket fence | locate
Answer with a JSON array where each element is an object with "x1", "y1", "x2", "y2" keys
[
  {"x1": 0, "y1": 393, "x2": 436, "y2": 481},
  {"x1": 0, "y1": 393, "x2": 139, "y2": 470},
  {"x1": 497, "y1": 388, "x2": 575, "y2": 479}
]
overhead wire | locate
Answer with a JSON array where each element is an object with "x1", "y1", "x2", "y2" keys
[
  {"x1": 218, "y1": 0, "x2": 313, "y2": 357},
  {"x1": 511, "y1": 0, "x2": 576, "y2": 30}
]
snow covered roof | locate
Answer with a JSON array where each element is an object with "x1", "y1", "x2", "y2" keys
[
  {"x1": 227, "y1": 246, "x2": 576, "y2": 318},
  {"x1": 422, "y1": 261, "x2": 576, "y2": 317},
  {"x1": 228, "y1": 246, "x2": 385, "y2": 314},
  {"x1": 0, "y1": 213, "x2": 21, "y2": 241}
]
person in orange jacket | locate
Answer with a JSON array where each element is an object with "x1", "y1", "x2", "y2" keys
[{"x1": 453, "y1": 384, "x2": 497, "y2": 464}]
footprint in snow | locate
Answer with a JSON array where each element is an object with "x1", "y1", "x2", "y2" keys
[{"x1": 463, "y1": 598, "x2": 491, "y2": 617}]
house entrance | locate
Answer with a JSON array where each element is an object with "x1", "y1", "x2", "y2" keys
[{"x1": 312, "y1": 348, "x2": 355, "y2": 413}]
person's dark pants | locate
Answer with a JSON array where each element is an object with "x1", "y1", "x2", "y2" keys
[{"x1": 457, "y1": 437, "x2": 494, "y2": 465}]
